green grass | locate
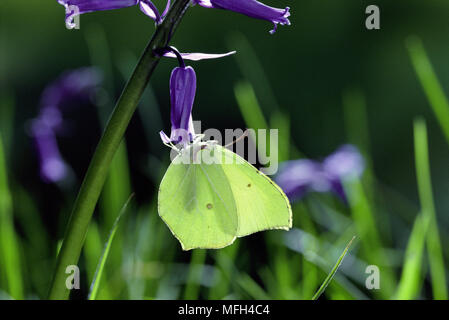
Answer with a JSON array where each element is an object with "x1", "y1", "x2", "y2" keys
[
  {"x1": 395, "y1": 213, "x2": 429, "y2": 300},
  {"x1": 89, "y1": 194, "x2": 133, "y2": 300},
  {"x1": 183, "y1": 250, "x2": 207, "y2": 300},
  {"x1": 412, "y1": 118, "x2": 447, "y2": 299},
  {"x1": 0, "y1": 134, "x2": 24, "y2": 300},
  {"x1": 407, "y1": 37, "x2": 449, "y2": 146},
  {"x1": 312, "y1": 237, "x2": 355, "y2": 300}
]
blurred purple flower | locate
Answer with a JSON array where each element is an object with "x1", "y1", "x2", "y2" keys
[
  {"x1": 58, "y1": 0, "x2": 171, "y2": 27},
  {"x1": 31, "y1": 121, "x2": 68, "y2": 183},
  {"x1": 160, "y1": 65, "x2": 197, "y2": 146},
  {"x1": 275, "y1": 145, "x2": 365, "y2": 203},
  {"x1": 39, "y1": 67, "x2": 102, "y2": 127},
  {"x1": 30, "y1": 67, "x2": 102, "y2": 183},
  {"x1": 194, "y1": 0, "x2": 291, "y2": 33}
]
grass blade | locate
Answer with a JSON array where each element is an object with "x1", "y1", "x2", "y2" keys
[
  {"x1": 312, "y1": 236, "x2": 355, "y2": 300},
  {"x1": 229, "y1": 33, "x2": 299, "y2": 161},
  {"x1": 183, "y1": 249, "x2": 207, "y2": 300},
  {"x1": 208, "y1": 243, "x2": 239, "y2": 299},
  {"x1": 234, "y1": 81, "x2": 274, "y2": 170},
  {"x1": 0, "y1": 134, "x2": 24, "y2": 299},
  {"x1": 85, "y1": 221, "x2": 112, "y2": 299},
  {"x1": 406, "y1": 37, "x2": 449, "y2": 146},
  {"x1": 88, "y1": 194, "x2": 134, "y2": 300},
  {"x1": 236, "y1": 274, "x2": 271, "y2": 300},
  {"x1": 347, "y1": 180, "x2": 396, "y2": 298},
  {"x1": 228, "y1": 33, "x2": 280, "y2": 113},
  {"x1": 212, "y1": 249, "x2": 271, "y2": 300},
  {"x1": 413, "y1": 118, "x2": 447, "y2": 299},
  {"x1": 234, "y1": 81, "x2": 269, "y2": 132},
  {"x1": 395, "y1": 213, "x2": 429, "y2": 299}
]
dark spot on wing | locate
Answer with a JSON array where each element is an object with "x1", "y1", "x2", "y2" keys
[
  {"x1": 247, "y1": 183, "x2": 251, "y2": 188},
  {"x1": 206, "y1": 203, "x2": 213, "y2": 210}
]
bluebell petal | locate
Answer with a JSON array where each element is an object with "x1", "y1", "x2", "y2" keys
[
  {"x1": 161, "y1": 0, "x2": 171, "y2": 18},
  {"x1": 160, "y1": 130, "x2": 172, "y2": 145},
  {"x1": 40, "y1": 67, "x2": 102, "y2": 115},
  {"x1": 163, "y1": 50, "x2": 236, "y2": 61},
  {"x1": 195, "y1": 0, "x2": 291, "y2": 33},
  {"x1": 329, "y1": 179, "x2": 348, "y2": 204},
  {"x1": 164, "y1": 66, "x2": 197, "y2": 145},
  {"x1": 30, "y1": 67, "x2": 102, "y2": 183},
  {"x1": 38, "y1": 107, "x2": 63, "y2": 131},
  {"x1": 275, "y1": 159, "x2": 321, "y2": 200},
  {"x1": 275, "y1": 145, "x2": 365, "y2": 203},
  {"x1": 139, "y1": 0, "x2": 161, "y2": 23},
  {"x1": 31, "y1": 120, "x2": 68, "y2": 183},
  {"x1": 58, "y1": 0, "x2": 162, "y2": 26},
  {"x1": 323, "y1": 144, "x2": 365, "y2": 181}
]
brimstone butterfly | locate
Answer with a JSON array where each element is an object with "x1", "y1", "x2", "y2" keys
[{"x1": 158, "y1": 140, "x2": 292, "y2": 250}]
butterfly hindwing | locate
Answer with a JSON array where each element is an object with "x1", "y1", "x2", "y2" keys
[{"x1": 216, "y1": 145, "x2": 292, "y2": 237}]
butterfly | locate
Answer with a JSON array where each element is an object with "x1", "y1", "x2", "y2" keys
[{"x1": 158, "y1": 138, "x2": 292, "y2": 250}]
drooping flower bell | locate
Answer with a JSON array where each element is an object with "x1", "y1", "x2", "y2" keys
[
  {"x1": 194, "y1": 0, "x2": 291, "y2": 34},
  {"x1": 160, "y1": 65, "x2": 197, "y2": 146},
  {"x1": 30, "y1": 67, "x2": 102, "y2": 183},
  {"x1": 275, "y1": 145, "x2": 365, "y2": 203},
  {"x1": 58, "y1": 0, "x2": 171, "y2": 27},
  {"x1": 159, "y1": 47, "x2": 235, "y2": 147}
]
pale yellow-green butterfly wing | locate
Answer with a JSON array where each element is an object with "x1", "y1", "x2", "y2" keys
[
  {"x1": 215, "y1": 145, "x2": 292, "y2": 237},
  {"x1": 158, "y1": 143, "x2": 292, "y2": 250},
  {"x1": 158, "y1": 153, "x2": 238, "y2": 250}
]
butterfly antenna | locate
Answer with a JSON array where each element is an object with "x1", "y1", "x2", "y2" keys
[{"x1": 224, "y1": 129, "x2": 249, "y2": 148}]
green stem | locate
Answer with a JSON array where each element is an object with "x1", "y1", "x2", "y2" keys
[{"x1": 48, "y1": 0, "x2": 192, "y2": 300}]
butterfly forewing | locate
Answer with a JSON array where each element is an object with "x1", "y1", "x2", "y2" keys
[{"x1": 158, "y1": 153, "x2": 238, "y2": 250}]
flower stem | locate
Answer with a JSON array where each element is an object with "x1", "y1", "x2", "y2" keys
[{"x1": 47, "y1": 0, "x2": 192, "y2": 300}]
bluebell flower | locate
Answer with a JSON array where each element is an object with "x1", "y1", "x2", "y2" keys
[
  {"x1": 31, "y1": 120, "x2": 68, "y2": 183},
  {"x1": 159, "y1": 47, "x2": 235, "y2": 146},
  {"x1": 160, "y1": 65, "x2": 197, "y2": 146},
  {"x1": 275, "y1": 145, "x2": 365, "y2": 203},
  {"x1": 194, "y1": 0, "x2": 291, "y2": 33},
  {"x1": 58, "y1": 0, "x2": 171, "y2": 27},
  {"x1": 30, "y1": 67, "x2": 102, "y2": 183}
]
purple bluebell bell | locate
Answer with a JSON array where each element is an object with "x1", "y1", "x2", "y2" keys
[
  {"x1": 58, "y1": 0, "x2": 170, "y2": 27},
  {"x1": 275, "y1": 145, "x2": 365, "y2": 203},
  {"x1": 160, "y1": 65, "x2": 197, "y2": 146},
  {"x1": 159, "y1": 47, "x2": 235, "y2": 146},
  {"x1": 30, "y1": 67, "x2": 102, "y2": 183},
  {"x1": 194, "y1": 0, "x2": 291, "y2": 33}
]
